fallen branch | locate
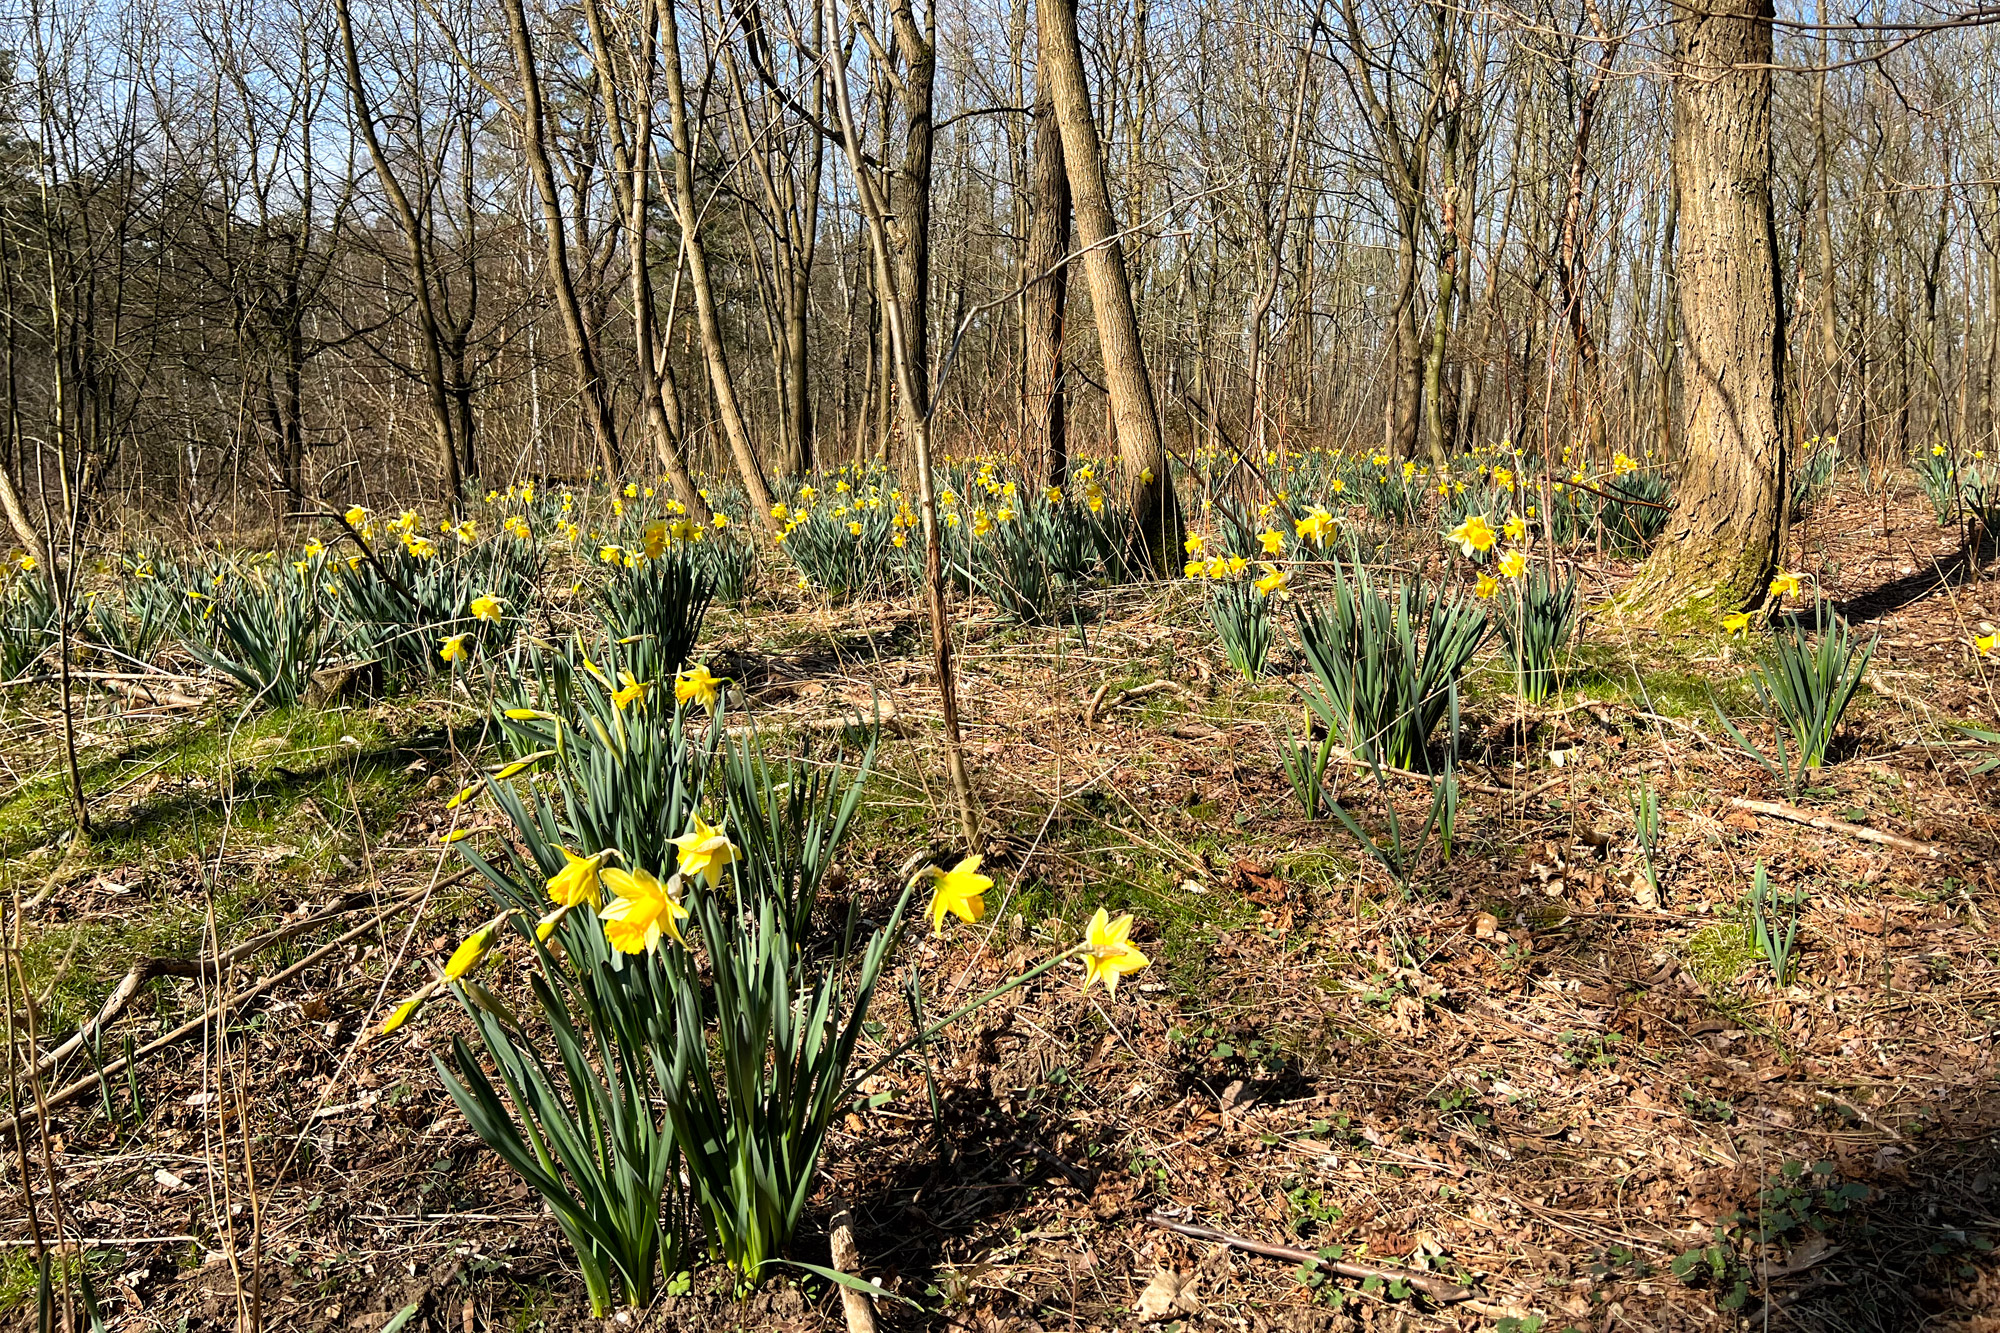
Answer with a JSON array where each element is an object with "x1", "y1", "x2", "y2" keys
[
  {"x1": 1146, "y1": 1212, "x2": 1472, "y2": 1303},
  {"x1": 1085, "y1": 678, "x2": 1199, "y2": 728},
  {"x1": 1728, "y1": 797, "x2": 1941, "y2": 859},
  {"x1": 98, "y1": 676, "x2": 209, "y2": 711},
  {"x1": 828, "y1": 1202, "x2": 878, "y2": 1333},
  {"x1": 0, "y1": 881, "x2": 451, "y2": 1142},
  {"x1": 24, "y1": 882, "x2": 450, "y2": 1082}
]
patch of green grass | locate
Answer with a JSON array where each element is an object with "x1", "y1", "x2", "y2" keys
[
  {"x1": 1273, "y1": 846, "x2": 1356, "y2": 894},
  {"x1": 2, "y1": 701, "x2": 457, "y2": 1036},
  {"x1": 1683, "y1": 920, "x2": 1757, "y2": 995},
  {"x1": 0, "y1": 1243, "x2": 122, "y2": 1318}
]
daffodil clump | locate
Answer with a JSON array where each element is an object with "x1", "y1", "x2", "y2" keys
[
  {"x1": 1716, "y1": 594, "x2": 1876, "y2": 784},
  {"x1": 769, "y1": 455, "x2": 1129, "y2": 618},
  {"x1": 1440, "y1": 500, "x2": 1576, "y2": 703},
  {"x1": 390, "y1": 641, "x2": 1153, "y2": 1310}
]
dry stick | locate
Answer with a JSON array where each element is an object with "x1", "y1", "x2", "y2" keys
[
  {"x1": 26, "y1": 885, "x2": 440, "y2": 1085},
  {"x1": 1083, "y1": 677, "x2": 1199, "y2": 728},
  {"x1": 97, "y1": 677, "x2": 208, "y2": 711},
  {"x1": 1146, "y1": 1213, "x2": 1472, "y2": 1303},
  {"x1": 1727, "y1": 796, "x2": 1941, "y2": 859},
  {"x1": 0, "y1": 892, "x2": 435, "y2": 1142},
  {"x1": 827, "y1": 1202, "x2": 878, "y2": 1333}
]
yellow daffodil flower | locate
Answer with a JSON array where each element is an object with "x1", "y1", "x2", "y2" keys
[
  {"x1": 445, "y1": 783, "x2": 481, "y2": 810},
  {"x1": 1080, "y1": 908, "x2": 1149, "y2": 994},
  {"x1": 546, "y1": 847, "x2": 610, "y2": 909},
  {"x1": 1257, "y1": 529, "x2": 1285, "y2": 556},
  {"x1": 343, "y1": 505, "x2": 369, "y2": 528},
  {"x1": 1769, "y1": 571, "x2": 1801, "y2": 599},
  {"x1": 1254, "y1": 563, "x2": 1290, "y2": 596},
  {"x1": 381, "y1": 994, "x2": 424, "y2": 1034},
  {"x1": 669, "y1": 814, "x2": 738, "y2": 887},
  {"x1": 611, "y1": 671, "x2": 650, "y2": 710},
  {"x1": 1503, "y1": 514, "x2": 1526, "y2": 542},
  {"x1": 1975, "y1": 634, "x2": 1997, "y2": 658},
  {"x1": 675, "y1": 663, "x2": 723, "y2": 711},
  {"x1": 1723, "y1": 611, "x2": 1752, "y2": 637},
  {"x1": 470, "y1": 593, "x2": 504, "y2": 622},
  {"x1": 1446, "y1": 514, "x2": 1496, "y2": 557},
  {"x1": 924, "y1": 856, "x2": 992, "y2": 935},
  {"x1": 1294, "y1": 507, "x2": 1336, "y2": 547},
  {"x1": 599, "y1": 866, "x2": 688, "y2": 953},
  {"x1": 439, "y1": 632, "x2": 471, "y2": 663},
  {"x1": 1498, "y1": 548, "x2": 1528, "y2": 580},
  {"x1": 1474, "y1": 573, "x2": 1499, "y2": 599},
  {"x1": 492, "y1": 750, "x2": 555, "y2": 780}
]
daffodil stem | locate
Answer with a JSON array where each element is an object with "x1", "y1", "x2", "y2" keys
[{"x1": 849, "y1": 944, "x2": 1084, "y2": 1093}]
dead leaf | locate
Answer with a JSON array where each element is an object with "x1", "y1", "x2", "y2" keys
[
  {"x1": 1474, "y1": 912, "x2": 1498, "y2": 938},
  {"x1": 1133, "y1": 1269, "x2": 1193, "y2": 1321}
]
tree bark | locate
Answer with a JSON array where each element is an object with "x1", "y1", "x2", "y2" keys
[
  {"x1": 1619, "y1": 0, "x2": 1785, "y2": 623},
  {"x1": 1038, "y1": 0, "x2": 1183, "y2": 570},
  {"x1": 884, "y1": 0, "x2": 936, "y2": 451},
  {"x1": 659, "y1": 0, "x2": 778, "y2": 530},
  {"x1": 580, "y1": 0, "x2": 710, "y2": 522},
  {"x1": 500, "y1": 0, "x2": 623, "y2": 483},
  {"x1": 824, "y1": 0, "x2": 979, "y2": 849},
  {"x1": 1024, "y1": 73, "x2": 1071, "y2": 488}
]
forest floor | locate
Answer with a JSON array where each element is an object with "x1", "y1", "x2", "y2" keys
[{"x1": 5, "y1": 476, "x2": 2000, "y2": 1333}]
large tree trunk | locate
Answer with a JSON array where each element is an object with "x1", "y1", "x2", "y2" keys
[
  {"x1": 659, "y1": 0, "x2": 778, "y2": 530},
  {"x1": 1038, "y1": 0, "x2": 1183, "y2": 571},
  {"x1": 500, "y1": 0, "x2": 623, "y2": 483},
  {"x1": 884, "y1": 0, "x2": 935, "y2": 449},
  {"x1": 1024, "y1": 73, "x2": 1071, "y2": 488},
  {"x1": 1619, "y1": 0, "x2": 1785, "y2": 623}
]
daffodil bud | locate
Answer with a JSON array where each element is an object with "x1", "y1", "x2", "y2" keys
[
  {"x1": 444, "y1": 927, "x2": 496, "y2": 980},
  {"x1": 381, "y1": 994, "x2": 423, "y2": 1034}
]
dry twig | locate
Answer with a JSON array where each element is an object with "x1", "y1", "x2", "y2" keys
[{"x1": 1728, "y1": 796, "x2": 1940, "y2": 859}]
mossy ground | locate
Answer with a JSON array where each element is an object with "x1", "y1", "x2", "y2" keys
[{"x1": 5, "y1": 476, "x2": 1998, "y2": 1331}]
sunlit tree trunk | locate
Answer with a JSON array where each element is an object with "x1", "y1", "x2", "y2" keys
[
  {"x1": 1619, "y1": 0, "x2": 1785, "y2": 622},
  {"x1": 1039, "y1": 0, "x2": 1183, "y2": 570}
]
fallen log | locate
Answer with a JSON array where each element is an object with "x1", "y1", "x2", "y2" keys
[{"x1": 1728, "y1": 797, "x2": 1941, "y2": 859}]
